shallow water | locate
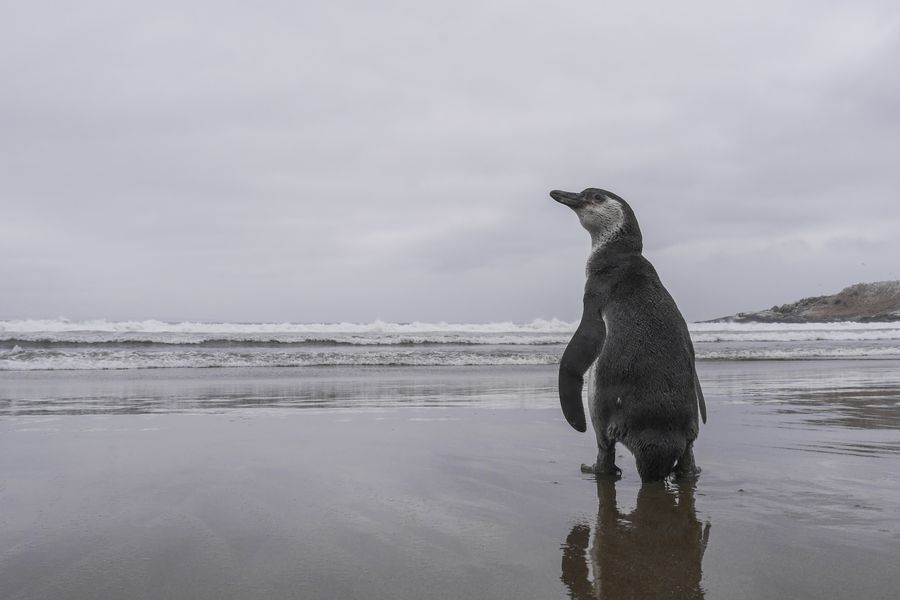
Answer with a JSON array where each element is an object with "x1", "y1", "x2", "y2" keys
[{"x1": 1, "y1": 361, "x2": 898, "y2": 599}]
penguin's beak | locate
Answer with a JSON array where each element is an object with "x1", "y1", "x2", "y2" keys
[{"x1": 550, "y1": 189, "x2": 585, "y2": 209}]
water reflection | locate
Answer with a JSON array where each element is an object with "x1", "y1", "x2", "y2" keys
[
  {"x1": 701, "y1": 360, "x2": 900, "y2": 430},
  {"x1": 0, "y1": 367, "x2": 555, "y2": 416},
  {"x1": 561, "y1": 480, "x2": 710, "y2": 599}
]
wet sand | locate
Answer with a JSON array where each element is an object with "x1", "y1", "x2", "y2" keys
[{"x1": 1, "y1": 361, "x2": 899, "y2": 599}]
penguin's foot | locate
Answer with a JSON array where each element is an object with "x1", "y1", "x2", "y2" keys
[
  {"x1": 673, "y1": 444, "x2": 701, "y2": 481},
  {"x1": 672, "y1": 464, "x2": 702, "y2": 481},
  {"x1": 581, "y1": 462, "x2": 622, "y2": 480}
]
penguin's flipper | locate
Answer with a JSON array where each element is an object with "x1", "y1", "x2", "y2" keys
[
  {"x1": 559, "y1": 295, "x2": 605, "y2": 432},
  {"x1": 694, "y1": 369, "x2": 707, "y2": 424}
]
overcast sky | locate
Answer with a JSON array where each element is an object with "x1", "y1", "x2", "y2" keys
[{"x1": 2, "y1": 1, "x2": 899, "y2": 323}]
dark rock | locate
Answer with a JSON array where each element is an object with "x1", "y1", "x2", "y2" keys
[{"x1": 705, "y1": 281, "x2": 900, "y2": 323}]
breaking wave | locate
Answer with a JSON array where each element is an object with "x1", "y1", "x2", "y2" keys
[{"x1": 1, "y1": 318, "x2": 899, "y2": 370}]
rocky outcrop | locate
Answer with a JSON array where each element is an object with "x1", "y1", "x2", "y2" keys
[{"x1": 710, "y1": 281, "x2": 900, "y2": 323}]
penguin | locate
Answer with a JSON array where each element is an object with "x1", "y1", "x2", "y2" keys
[{"x1": 551, "y1": 187, "x2": 706, "y2": 482}]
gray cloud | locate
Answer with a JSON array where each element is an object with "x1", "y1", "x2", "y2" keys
[{"x1": 2, "y1": 1, "x2": 899, "y2": 322}]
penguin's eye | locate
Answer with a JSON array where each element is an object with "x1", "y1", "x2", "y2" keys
[{"x1": 593, "y1": 193, "x2": 605, "y2": 201}]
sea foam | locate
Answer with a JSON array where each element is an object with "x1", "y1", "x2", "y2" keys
[{"x1": 2, "y1": 318, "x2": 899, "y2": 370}]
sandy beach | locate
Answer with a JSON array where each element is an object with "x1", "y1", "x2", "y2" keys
[{"x1": 2, "y1": 361, "x2": 899, "y2": 599}]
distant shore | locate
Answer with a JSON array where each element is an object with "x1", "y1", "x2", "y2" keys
[
  {"x1": 707, "y1": 313, "x2": 900, "y2": 324},
  {"x1": 707, "y1": 280, "x2": 900, "y2": 323}
]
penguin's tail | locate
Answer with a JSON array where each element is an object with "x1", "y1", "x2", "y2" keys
[{"x1": 630, "y1": 431, "x2": 687, "y2": 483}]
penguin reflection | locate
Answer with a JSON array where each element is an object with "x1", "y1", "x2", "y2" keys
[{"x1": 561, "y1": 480, "x2": 711, "y2": 599}]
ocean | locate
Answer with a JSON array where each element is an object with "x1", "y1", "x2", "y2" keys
[{"x1": 2, "y1": 318, "x2": 900, "y2": 371}]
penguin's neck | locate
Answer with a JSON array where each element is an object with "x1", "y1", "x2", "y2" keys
[
  {"x1": 585, "y1": 238, "x2": 642, "y2": 276},
  {"x1": 590, "y1": 231, "x2": 613, "y2": 252}
]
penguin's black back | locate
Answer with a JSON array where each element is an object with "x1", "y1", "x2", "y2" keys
[{"x1": 590, "y1": 253, "x2": 698, "y2": 439}]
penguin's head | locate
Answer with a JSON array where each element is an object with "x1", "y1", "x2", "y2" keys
[{"x1": 550, "y1": 188, "x2": 642, "y2": 253}]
